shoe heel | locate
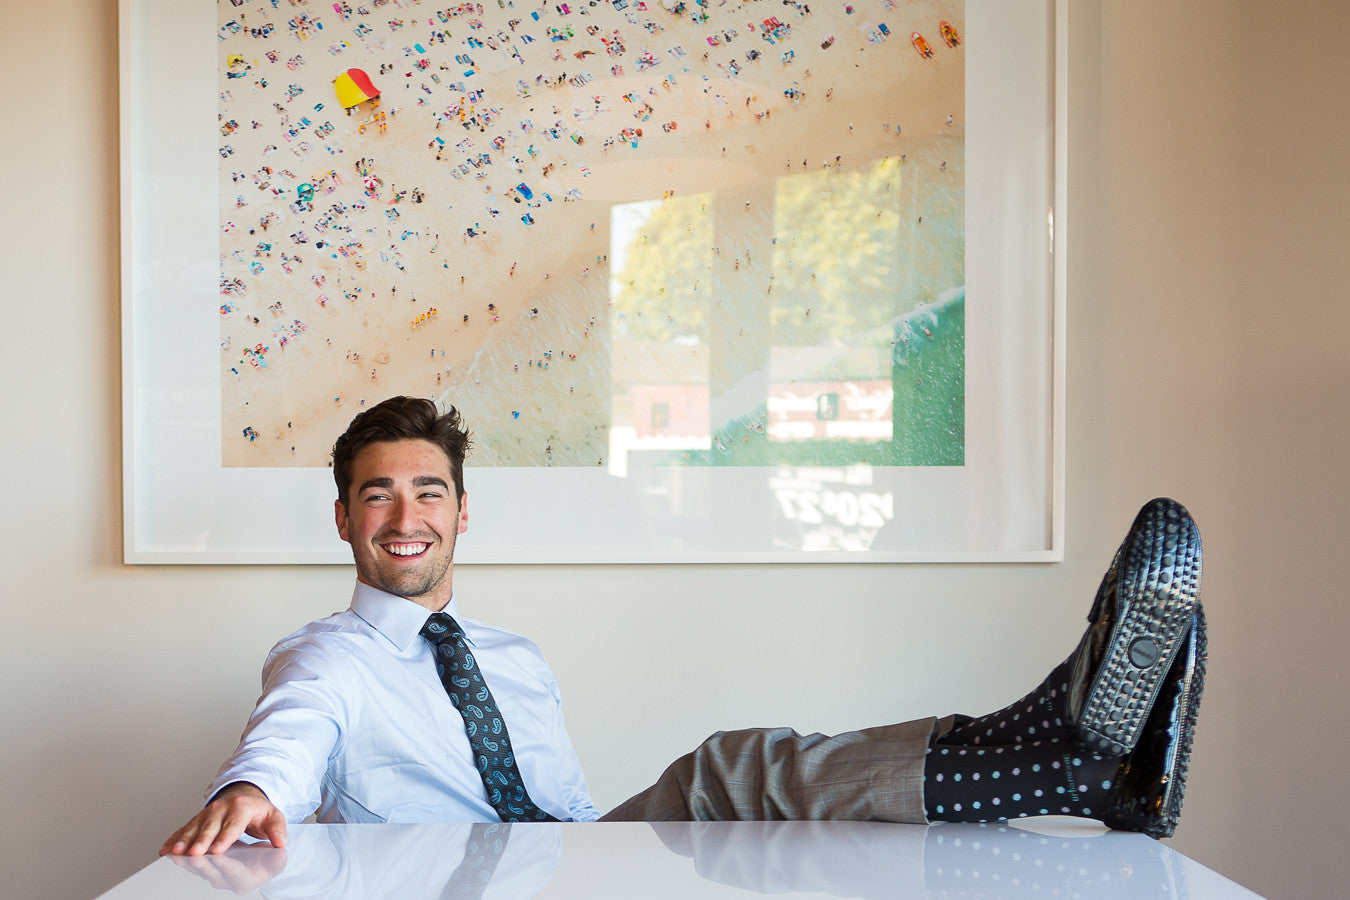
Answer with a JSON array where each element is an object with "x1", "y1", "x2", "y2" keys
[
  {"x1": 1104, "y1": 607, "x2": 1207, "y2": 838},
  {"x1": 1157, "y1": 606, "x2": 1207, "y2": 835}
]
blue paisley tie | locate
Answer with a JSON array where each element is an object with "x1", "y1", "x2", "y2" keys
[{"x1": 421, "y1": 612, "x2": 559, "y2": 823}]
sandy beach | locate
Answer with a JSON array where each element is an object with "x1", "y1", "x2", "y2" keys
[{"x1": 217, "y1": 0, "x2": 965, "y2": 468}]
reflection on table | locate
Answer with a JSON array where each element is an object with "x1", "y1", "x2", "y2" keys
[{"x1": 101, "y1": 819, "x2": 1263, "y2": 899}]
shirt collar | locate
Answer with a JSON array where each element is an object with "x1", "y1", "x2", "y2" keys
[{"x1": 349, "y1": 581, "x2": 466, "y2": 652}]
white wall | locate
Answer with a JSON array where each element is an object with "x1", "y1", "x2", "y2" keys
[{"x1": 2, "y1": 2, "x2": 1346, "y2": 898}]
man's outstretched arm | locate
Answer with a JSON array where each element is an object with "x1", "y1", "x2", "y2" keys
[{"x1": 160, "y1": 782, "x2": 288, "y2": 857}]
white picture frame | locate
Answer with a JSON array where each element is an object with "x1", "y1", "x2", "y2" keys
[{"x1": 121, "y1": 0, "x2": 1065, "y2": 564}]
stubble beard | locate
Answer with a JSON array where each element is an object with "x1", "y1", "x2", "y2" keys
[{"x1": 365, "y1": 530, "x2": 455, "y2": 603}]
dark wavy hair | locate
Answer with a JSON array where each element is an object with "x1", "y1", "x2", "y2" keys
[{"x1": 331, "y1": 396, "x2": 472, "y2": 508}]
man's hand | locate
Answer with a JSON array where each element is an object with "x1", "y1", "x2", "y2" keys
[{"x1": 159, "y1": 782, "x2": 288, "y2": 857}]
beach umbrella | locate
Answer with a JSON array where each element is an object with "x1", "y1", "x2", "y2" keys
[{"x1": 334, "y1": 68, "x2": 381, "y2": 110}]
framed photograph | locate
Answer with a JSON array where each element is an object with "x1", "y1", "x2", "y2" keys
[{"x1": 121, "y1": 0, "x2": 1064, "y2": 563}]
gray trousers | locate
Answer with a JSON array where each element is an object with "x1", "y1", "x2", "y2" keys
[{"x1": 601, "y1": 716, "x2": 950, "y2": 824}]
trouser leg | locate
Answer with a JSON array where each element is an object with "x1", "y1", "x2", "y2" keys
[{"x1": 601, "y1": 717, "x2": 944, "y2": 823}]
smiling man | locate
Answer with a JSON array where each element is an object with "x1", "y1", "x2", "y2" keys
[
  {"x1": 162, "y1": 398, "x2": 598, "y2": 856},
  {"x1": 163, "y1": 396, "x2": 1207, "y2": 857}
]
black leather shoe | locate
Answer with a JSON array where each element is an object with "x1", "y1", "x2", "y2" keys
[
  {"x1": 1067, "y1": 498, "x2": 1202, "y2": 756},
  {"x1": 1102, "y1": 605, "x2": 1207, "y2": 839}
]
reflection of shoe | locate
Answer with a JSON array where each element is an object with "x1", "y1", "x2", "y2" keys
[
  {"x1": 1067, "y1": 498, "x2": 1202, "y2": 756},
  {"x1": 1103, "y1": 605, "x2": 1207, "y2": 839}
]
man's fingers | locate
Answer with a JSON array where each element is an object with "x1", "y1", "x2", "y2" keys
[
  {"x1": 160, "y1": 820, "x2": 196, "y2": 855},
  {"x1": 161, "y1": 786, "x2": 282, "y2": 857},
  {"x1": 207, "y1": 810, "x2": 256, "y2": 855},
  {"x1": 159, "y1": 830, "x2": 183, "y2": 856},
  {"x1": 160, "y1": 817, "x2": 218, "y2": 857},
  {"x1": 248, "y1": 809, "x2": 289, "y2": 849},
  {"x1": 190, "y1": 826, "x2": 225, "y2": 856},
  {"x1": 158, "y1": 811, "x2": 236, "y2": 857}
]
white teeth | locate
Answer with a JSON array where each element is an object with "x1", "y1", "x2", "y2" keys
[{"x1": 386, "y1": 543, "x2": 428, "y2": 556}]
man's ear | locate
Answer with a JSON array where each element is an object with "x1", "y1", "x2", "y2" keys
[
  {"x1": 335, "y1": 499, "x2": 351, "y2": 543},
  {"x1": 457, "y1": 492, "x2": 469, "y2": 535}
]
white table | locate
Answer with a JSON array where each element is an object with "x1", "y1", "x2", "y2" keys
[{"x1": 100, "y1": 819, "x2": 1262, "y2": 898}]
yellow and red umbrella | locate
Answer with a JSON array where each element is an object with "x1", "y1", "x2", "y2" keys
[{"x1": 334, "y1": 68, "x2": 380, "y2": 110}]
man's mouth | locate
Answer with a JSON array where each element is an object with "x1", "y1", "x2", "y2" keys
[{"x1": 382, "y1": 541, "x2": 430, "y2": 557}]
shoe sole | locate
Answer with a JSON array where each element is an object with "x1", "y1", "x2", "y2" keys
[{"x1": 1077, "y1": 498, "x2": 1202, "y2": 756}]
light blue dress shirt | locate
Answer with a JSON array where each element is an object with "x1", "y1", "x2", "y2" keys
[{"x1": 209, "y1": 583, "x2": 599, "y2": 824}]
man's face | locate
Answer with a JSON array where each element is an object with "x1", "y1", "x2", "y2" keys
[{"x1": 335, "y1": 438, "x2": 468, "y2": 611}]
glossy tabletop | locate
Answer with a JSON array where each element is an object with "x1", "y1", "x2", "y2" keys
[{"x1": 100, "y1": 819, "x2": 1262, "y2": 899}]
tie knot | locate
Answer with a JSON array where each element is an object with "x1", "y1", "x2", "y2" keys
[{"x1": 421, "y1": 612, "x2": 462, "y2": 645}]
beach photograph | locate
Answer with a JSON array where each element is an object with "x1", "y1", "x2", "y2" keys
[{"x1": 218, "y1": 0, "x2": 966, "y2": 472}]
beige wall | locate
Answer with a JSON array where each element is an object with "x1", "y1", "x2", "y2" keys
[{"x1": 2, "y1": 1, "x2": 1346, "y2": 897}]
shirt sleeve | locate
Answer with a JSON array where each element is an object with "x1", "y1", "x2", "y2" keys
[
  {"x1": 546, "y1": 676, "x2": 600, "y2": 822},
  {"x1": 207, "y1": 638, "x2": 348, "y2": 822}
]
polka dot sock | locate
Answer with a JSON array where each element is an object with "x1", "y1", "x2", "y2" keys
[
  {"x1": 922, "y1": 740, "x2": 1119, "y2": 823},
  {"x1": 937, "y1": 660, "x2": 1074, "y2": 747}
]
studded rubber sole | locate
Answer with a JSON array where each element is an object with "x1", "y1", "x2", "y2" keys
[{"x1": 1076, "y1": 498, "x2": 1202, "y2": 756}]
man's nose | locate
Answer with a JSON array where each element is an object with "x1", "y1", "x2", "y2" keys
[{"x1": 391, "y1": 496, "x2": 420, "y2": 531}]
